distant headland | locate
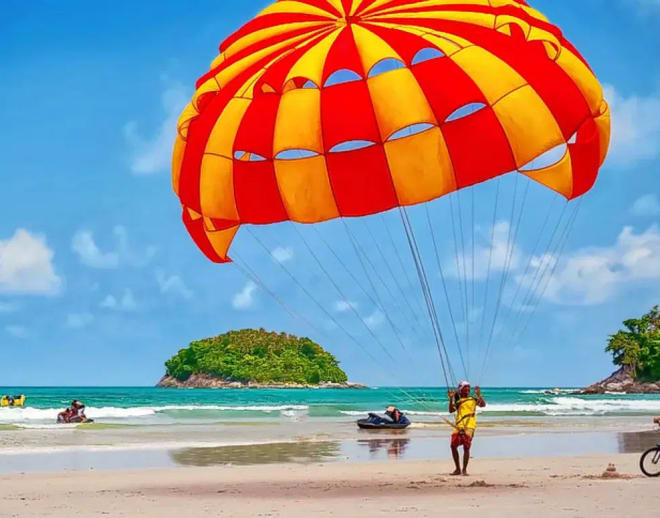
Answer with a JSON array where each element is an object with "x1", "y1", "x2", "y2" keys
[
  {"x1": 580, "y1": 306, "x2": 660, "y2": 394},
  {"x1": 157, "y1": 328, "x2": 366, "y2": 389}
]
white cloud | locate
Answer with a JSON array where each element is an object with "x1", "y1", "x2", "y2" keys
[
  {"x1": 447, "y1": 221, "x2": 520, "y2": 279},
  {"x1": 156, "y1": 271, "x2": 193, "y2": 299},
  {"x1": 544, "y1": 225, "x2": 660, "y2": 305},
  {"x1": 622, "y1": 0, "x2": 660, "y2": 13},
  {"x1": 100, "y1": 289, "x2": 138, "y2": 311},
  {"x1": 124, "y1": 84, "x2": 189, "y2": 175},
  {"x1": 0, "y1": 229, "x2": 62, "y2": 295},
  {"x1": 603, "y1": 84, "x2": 660, "y2": 167},
  {"x1": 0, "y1": 302, "x2": 18, "y2": 313},
  {"x1": 100, "y1": 295, "x2": 117, "y2": 309},
  {"x1": 271, "y1": 246, "x2": 294, "y2": 263},
  {"x1": 335, "y1": 300, "x2": 359, "y2": 312},
  {"x1": 5, "y1": 325, "x2": 28, "y2": 339},
  {"x1": 72, "y1": 226, "x2": 155, "y2": 269},
  {"x1": 120, "y1": 290, "x2": 137, "y2": 311},
  {"x1": 72, "y1": 231, "x2": 119, "y2": 269},
  {"x1": 113, "y1": 226, "x2": 157, "y2": 266},
  {"x1": 631, "y1": 194, "x2": 660, "y2": 216},
  {"x1": 365, "y1": 310, "x2": 385, "y2": 329},
  {"x1": 232, "y1": 281, "x2": 257, "y2": 310},
  {"x1": 66, "y1": 313, "x2": 94, "y2": 329}
]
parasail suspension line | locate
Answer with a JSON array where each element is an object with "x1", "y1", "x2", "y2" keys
[
  {"x1": 424, "y1": 204, "x2": 468, "y2": 380},
  {"x1": 448, "y1": 193, "x2": 469, "y2": 348},
  {"x1": 496, "y1": 195, "x2": 557, "y2": 341},
  {"x1": 399, "y1": 207, "x2": 455, "y2": 388},
  {"x1": 361, "y1": 218, "x2": 427, "y2": 332},
  {"x1": 478, "y1": 177, "x2": 502, "y2": 345},
  {"x1": 341, "y1": 220, "x2": 427, "y2": 343},
  {"x1": 454, "y1": 190, "x2": 472, "y2": 378},
  {"x1": 235, "y1": 246, "x2": 436, "y2": 413},
  {"x1": 510, "y1": 199, "x2": 582, "y2": 348},
  {"x1": 291, "y1": 222, "x2": 411, "y2": 359},
  {"x1": 245, "y1": 227, "x2": 386, "y2": 365},
  {"x1": 309, "y1": 224, "x2": 420, "y2": 349},
  {"x1": 233, "y1": 252, "x2": 324, "y2": 337},
  {"x1": 480, "y1": 175, "x2": 529, "y2": 383},
  {"x1": 381, "y1": 214, "x2": 428, "y2": 320}
]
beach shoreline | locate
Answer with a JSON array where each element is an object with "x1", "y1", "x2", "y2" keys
[
  {"x1": 0, "y1": 418, "x2": 658, "y2": 473},
  {"x1": 3, "y1": 453, "x2": 658, "y2": 517},
  {"x1": 2, "y1": 389, "x2": 659, "y2": 516}
]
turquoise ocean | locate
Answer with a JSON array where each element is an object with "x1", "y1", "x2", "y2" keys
[{"x1": 2, "y1": 387, "x2": 660, "y2": 427}]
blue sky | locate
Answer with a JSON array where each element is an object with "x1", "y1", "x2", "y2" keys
[{"x1": 1, "y1": 0, "x2": 659, "y2": 387}]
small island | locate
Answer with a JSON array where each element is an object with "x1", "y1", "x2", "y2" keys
[
  {"x1": 581, "y1": 305, "x2": 660, "y2": 394},
  {"x1": 157, "y1": 328, "x2": 366, "y2": 389}
]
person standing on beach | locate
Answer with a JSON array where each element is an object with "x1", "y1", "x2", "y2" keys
[{"x1": 448, "y1": 381, "x2": 486, "y2": 476}]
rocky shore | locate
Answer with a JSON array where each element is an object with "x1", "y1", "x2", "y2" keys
[
  {"x1": 156, "y1": 373, "x2": 367, "y2": 389},
  {"x1": 579, "y1": 366, "x2": 660, "y2": 394}
]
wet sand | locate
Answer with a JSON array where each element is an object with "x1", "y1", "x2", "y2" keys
[
  {"x1": 2, "y1": 453, "x2": 658, "y2": 517},
  {"x1": 2, "y1": 417, "x2": 658, "y2": 516},
  {"x1": 1, "y1": 425, "x2": 658, "y2": 473}
]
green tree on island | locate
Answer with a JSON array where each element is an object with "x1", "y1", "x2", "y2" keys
[
  {"x1": 606, "y1": 306, "x2": 660, "y2": 381},
  {"x1": 164, "y1": 329, "x2": 348, "y2": 385}
]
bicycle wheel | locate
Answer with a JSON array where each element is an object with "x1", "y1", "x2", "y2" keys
[{"x1": 640, "y1": 447, "x2": 660, "y2": 477}]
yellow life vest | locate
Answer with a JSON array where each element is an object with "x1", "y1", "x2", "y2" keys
[{"x1": 455, "y1": 396, "x2": 477, "y2": 430}]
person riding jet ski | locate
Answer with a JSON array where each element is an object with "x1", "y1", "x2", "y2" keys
[
  {"x1": 384, "y1": 406, "x2": 411, "y2": 426},
  {"x1": 362, "y1": 406, "x2": 411, "y2": 427},
  {"x1": 57, "y1": 400, "x2": 92, "y2": 424}
]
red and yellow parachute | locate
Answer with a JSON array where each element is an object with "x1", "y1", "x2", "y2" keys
[{"x1": 172, "y1": 0, "x2": 610, "y2": 264}]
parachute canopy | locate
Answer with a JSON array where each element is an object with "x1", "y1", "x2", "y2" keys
[{"x1": 172, "y1": 0, "x2": 610, "y2": 264}]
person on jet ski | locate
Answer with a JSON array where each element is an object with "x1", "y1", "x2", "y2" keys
[
  {"x1": 57, "y1": 400, "x2": 90, "y2": 423},
  {"x1": 57, "y1": 407, "x2": 73, "y2": 423},
  {"x1": 365, "y1": 406, "x2": 410, "y2": 426},
  {"x1": 385, "y1": 406, "x2": 410, "y2": 426},
  {"x1": 69, "y1": 400, "x2": 89, "y2": 422}
]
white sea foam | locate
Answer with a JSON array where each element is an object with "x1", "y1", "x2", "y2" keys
[
  {"x1": 486, "y1": 397, "x2": 660, "y2": 415},
  {"x1": 519, "y1": 389, "x2": 577, "y2": 394},
  {"x1": 339, "y1": 410, "x2": 450, "y2": 417},
  {"x1": 340, "y1": 397, "x2": 660, "y2": 417},
  {"x1": 0, "y1": 404, "x2": 310, "y2": 423}
]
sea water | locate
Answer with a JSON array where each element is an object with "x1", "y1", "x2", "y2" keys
[
  {"x1": 1, "y1": 386, "x2": 659, "y2": 427},
  {"x1": 1, "y1": 386, "x2": 659, "y2": 472}
]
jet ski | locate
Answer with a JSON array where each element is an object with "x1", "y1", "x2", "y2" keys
[
  {"x1": 56, "y1": 415, "x2": 94, "y2": 424},
  {"x1": 357, "y1": 412, "x2": 411, "y2": 430}
]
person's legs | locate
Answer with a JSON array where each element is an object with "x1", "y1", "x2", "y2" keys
[
  {"x1": 450, "y1": 433, "x2": 462, "y2": 474},
  {"x1": 461, "y1": 430, "x2": 474, "y2": 475},
  {"x1": 462, "y1": 446, "x2": 470, "y2": 475},
  {"x1": 451, "y1": 445, "x2": 461, "y2": 474}
]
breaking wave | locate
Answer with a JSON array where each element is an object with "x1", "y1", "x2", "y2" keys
[
  {"x1": 0, "y1": 404, "x2": 310, "y2": 424},
  {"x1": 339, "y1": 397, "x2": 660, "y2": 417}
]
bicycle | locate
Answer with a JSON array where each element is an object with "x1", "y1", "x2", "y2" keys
[{"x1": 640, "y1": 418, "x2": 660, "y2": 477}]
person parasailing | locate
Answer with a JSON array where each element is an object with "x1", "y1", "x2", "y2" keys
[
  {"x1": 448, "y1": 381, "x2": 486, "y2": 476},
  {"x1": 169, "y1": 0, "x2": 611, "y2": 460}
]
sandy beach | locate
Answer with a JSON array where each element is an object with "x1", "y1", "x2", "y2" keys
[
  {"x1": 2, "y1": 411, "x2": 659, "y2": 516},
  {"x1": 2, "y1": 388, "x2": 659, "y2": 516},
  {"x1": 2, "y1": 453, "x2": 658, "y2": 517}
]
